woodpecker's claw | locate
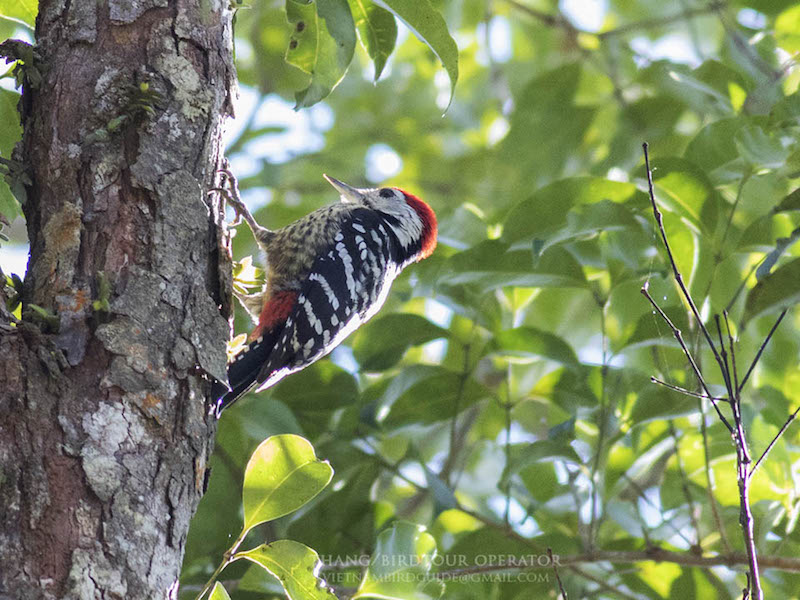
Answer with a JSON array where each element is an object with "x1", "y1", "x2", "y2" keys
[
  {"x1": 210, "y1": 164, "x2": 251, "y2": 228},
  {"x1": 208, "y1": 187, "x2": 243, "y2": 226}
]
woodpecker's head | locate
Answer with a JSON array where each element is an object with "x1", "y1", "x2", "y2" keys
[{"x1": 324, "y1": 175, "x2": 437, "y2": 261}]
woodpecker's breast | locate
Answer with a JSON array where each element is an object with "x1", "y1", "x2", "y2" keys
[{"x1": 265, "y1": 204, "x2": 356, "y2": 292}]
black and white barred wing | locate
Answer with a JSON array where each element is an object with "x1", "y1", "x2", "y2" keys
[{"x1": 255, "y1": 209, "x2": 400, "y2": 390}]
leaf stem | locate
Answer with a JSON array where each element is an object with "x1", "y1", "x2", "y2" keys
[{"x1": 194, "y1": 529, "x2": 248, "y2": 600}]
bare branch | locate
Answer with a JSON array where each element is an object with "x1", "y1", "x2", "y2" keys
[
  {"x1": 650, "y1": 377, "x2": 726, "y2": 402},
  {"x1": 549, "y1": 548, "x2": 568, "y2": 599},
  {"x1": 750, "y1": 404, "x2": 800, "y2": 477},
  {"x1": 724, "y1": 311, "x2": 740, "y2": 399},
  {"x1": 739, "y1": 310, "x2": 787, "y2": 393},
  {"x1": 597, "y1": 1, "x2": 725, "y2": 38},
  {"x1": 642, "y1": 143, "x2": 732, "y2": 390},
  {"x1": 641, "y1": 285, "x2": 733, "y2": 432}
]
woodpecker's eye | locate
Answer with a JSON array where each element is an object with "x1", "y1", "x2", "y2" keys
[{"x1": 379, "y1": 188, "x2": 395, "y2": 199}]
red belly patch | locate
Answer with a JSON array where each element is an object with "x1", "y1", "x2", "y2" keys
[{"x1": 250, "y1": 290, "x2": 299, "y2": 341}]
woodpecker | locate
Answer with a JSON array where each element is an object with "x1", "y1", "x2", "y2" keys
[{"x1": 212, "y1": 173, "x2": 437, "y2": 415}]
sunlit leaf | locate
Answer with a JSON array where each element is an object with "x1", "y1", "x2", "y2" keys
[
  {"x1": 0, "y1": 0, "x2": 37, "y2": 26},
  {"x1": 349, "y1": 0, "x2": 396, "y2": 80},
  {"x1": 373, "y1": 0, "x2": 458, "y2": 107},
  {"x1": 235, "y1": 540, "x2": 337, "y2": 600},
  {"x1": 0, "y1": 88, "x2": 22, "y2": 219},
  {"x1": 776, "y1": 5, "x2": 800, "y2": 53},
  {"x1": 242, "y1": 435, "x2": 334, "y2": 532},
  {"x1": 353, "y1": 521, "x2": 442, "y2": 600},
  {"x1": 285, "y1": 0, "x2": 356, "y2": 108},
  {"x1": 208, "y1": 582, "x2": 232, "y2": 600}
]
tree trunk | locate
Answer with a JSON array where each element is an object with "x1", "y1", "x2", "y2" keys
[{"x1": 0, "y1": 1, "x2": 234, "y2": 598}]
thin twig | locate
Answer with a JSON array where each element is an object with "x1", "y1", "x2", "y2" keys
[
  {"x1": 588, "y1": 296, "x2": 609, "y2": 550},
  {"x1": 725, "y1": 260, "x2": 761, "y2": 314},
  {"x1": 724, "y1": 312, "x2": 740, "y2": 399},
  {"x1": 650, "y1": 377, "x2": 726, "y2": 402},
  {"x1": 739, "y1": 310, "x2": 787, "y2": 393},
  {"x1": 715, "y1": 315, "x2": 735, "y2": 398},
  {"x1": 641, "y1": 286, "x2": 733, "y2": 432},
  {"x1": 736, "y1": 444, "x2": 761, "y2": 599},
  {"x1": 642, "y1": 143, "x2": 732, "y2": 397},
  {"x1": 501, "y1": 0, "x2": 724, "y2": 41},
  {"x1": 193, "y1": 528, "x2": 248, "y2": 600},
  {"x1": 566, "y1": 565, "x2": 643, "y2": 600},
  {"x1": 750, "y1": 404, "x2": 800, "y2": 477},
  {"x1": 357, "y1": 442, "x2": 426, "y2": 493},
  {"x1": 549, "y1": 548, "x2": 568, "y2": 599},
  {"x1": 500, "y1": 0, "x2": 565, "y2": 28},
  {"x1": 597, "y1": 1, "x2": 725, "y2": 39}
]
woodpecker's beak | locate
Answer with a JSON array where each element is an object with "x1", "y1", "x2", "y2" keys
[{"x1": 323, "y1": 174, "x2": 365, "y2": 203}]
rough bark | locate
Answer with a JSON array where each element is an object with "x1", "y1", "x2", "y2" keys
[{"x1": 0, "y1": 0, "x2": 235, "y2": 598}]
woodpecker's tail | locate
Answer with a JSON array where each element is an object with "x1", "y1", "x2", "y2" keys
[{"x1": 212, "y1": 336, "x2": 274, "y2": 416}]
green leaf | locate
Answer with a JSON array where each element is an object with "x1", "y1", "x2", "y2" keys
[
  {"x1": 285, "y1": 0, "x2": 357, "y2": 108},
  {"x1": 491, "y1": 327, "x2": 580, "y2": 369},
  {"x1": 538, "y1": 199, "x2": 640, "y2": 253},
  {"x1": 639, "y1": 157, "x2": 716, "y2": 229},
  {"x1": 643, "y1": 62, "x2": 732, "y2": 117},
  {"x1": 235, "y1": 540, "x2": 338, "y2": 600},
  {"x1": 502, "y1": 177, "x2": 643, "y2": 248},
  {"x1": 621, "y1": 303, "x2": 689, "y2": 352},
  {"x1": 755, "y1": 226, "x2": 800, "y2": 280},
  {"x1": 242, "y1": 434, "x2": 334, "y2": 532},
  {"x1": 500, "y1": 65, "x2": 594, "y2": 183},
  {"x1": 774, "y1": 187, "x2": 800, "y2": 213},
  {"x1": 348, "y1": 0, "x2": 396, "y2": 80},
  {"x1": 372, "y1": 365, "x2": 488, "y2": 427},
  {"x1": 628, "y1": 380, "x2": 700, "y2": 426},
  {"x1": 422, "y1": 464, "x2": 457, "y2": 515},
  {"x1": 0, "y1": 89, "x2": 23, "y2": 219},
  {"x1": 684, "y1": 117, "x2": 751, "y2": 180},
  {"x1": 352, "y1": 313, "x2": 449, "y2": 371},
  {"x1": 0, "y1": 0, "x2": 37, "y2": 26},
  {"x1": 271, "y1": 361, "x2": 359, "y2": 410},
  {"x1": 502, "y1": 440, "x2": 583, "y2": 487},
  {"x1": 776, "y1": 5, "x2": 800, "y2": 53},
  {"x1": 208, "y1": 582, "x2": 232, "y2": 600},
  {"x1": 353, "y1": 521, "x2": 442, "y2": 600},
  {"x1": 440, "y1": 240, "x2": 587, "y2": 289},
  {"x1": 743, "y1": 257, "x2": 800, "y2": 324},
  {"x1": 734, "y1": 124, "x2": 789, "y2": 170},
  {"x1": 373, "y1": 0, "x2": 458, "y2": 107}
]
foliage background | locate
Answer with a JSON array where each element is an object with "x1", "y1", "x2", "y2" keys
[{"x1": 4, "y1": 0, "x2": 800, "y2": 598}]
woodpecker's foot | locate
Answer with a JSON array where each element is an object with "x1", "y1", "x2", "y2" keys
[{"x1": 209, "y1": 165, "x2": 259, "y2": 234}]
